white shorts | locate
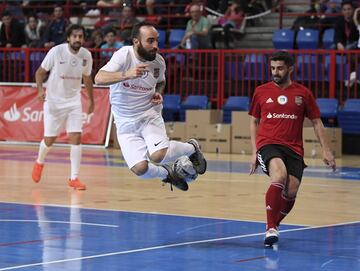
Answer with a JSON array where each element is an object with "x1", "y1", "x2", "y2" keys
[
  {"x1": 43, "y1": 102, "x2": 83, "y2": 137},
  {"x1": 114, "y1": 112, "x2": 169, "y2": 169}
]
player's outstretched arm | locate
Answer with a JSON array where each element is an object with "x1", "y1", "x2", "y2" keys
[
  {"x1": 249, "y1": 116, "x2": 259, "y2": 175},
  {"x1": 83, "y1": 74, "x2": 94, "y2": 114},
  {"x1": 95, "y1": 64, "x2": 149, "y2": 85},
  {"x1": 311, "y1": 118, "x2": 336, "y2": 171},
  {"x1": 35, "y1": 67, "x2": 48, "y2": 101}
]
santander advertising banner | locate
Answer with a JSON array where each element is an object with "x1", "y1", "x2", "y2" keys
[{"x1": 0, "y1": 85, "x2": 110, "y2": 144}]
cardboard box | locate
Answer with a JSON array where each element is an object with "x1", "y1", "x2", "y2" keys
[
  {"x1": 185, "y1": 123, "x2": 207, "y2": 149},
  {"x1": 303, "y1": 127, "x2": 342, "y2": 158},
  {"x1": 231, "y1": 111, "x2": 251, "y2": 136},
  {"x1": 186, "y1": 109, "x2": 222, "y2": 125},
  {"x1": 303, "y1": 117, "x2": 312, "y2": 127},
  {"x1": 204, "y1": 124, "x2": 231, "y2": 153},
  {"x1": 165, "y1": 122, "x2": 186, "y2": 142},
  {"x1": 231, "y1": 135, "x2": 252, "y2": 154}
]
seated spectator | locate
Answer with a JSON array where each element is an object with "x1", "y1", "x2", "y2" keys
[
  {"x1": 185, "y1": 0, "x2": 204, "y2": 17},
  {"x1": 42, "y1": 5, "x2": 69, "y2": 49},
  {"x1": 216, "y1": 1, "x2": 245, "y2": 48},
  {"x1": 180, "y1": 4, "x2": 211, "y2": 49},
  {"x1": 0, "y1": 10, "x2": 26, "y2": 48},
  {"x1": 97, "y1": 0, "x2": 123, "y2": 7},
  {"x1": 24, "y1": 14, "x2": 45, "y2": 48},
  {"x1": 85, "y1": 29, "x2": 105, "y2": 49},
  {"x1": 334, "y1": 0, "x2": 358, "y2": 50},
  {"x1": 100, "y1": 28, "x2": 123, "y2": 58},
  {"x1": 114, "y1": 4, "x2": 140, "y2": 45}
]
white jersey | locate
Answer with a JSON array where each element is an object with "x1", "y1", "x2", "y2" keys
[
  {"x1": 100, "y1": 46, "x2": 166, "y2": 119},
  {"x1": 41, "y1": 43, "x2": 93, "y2": 108}
]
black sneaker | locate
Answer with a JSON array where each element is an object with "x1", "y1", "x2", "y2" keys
[
  {"x1": 188, "y1": 139, "x2": 207, "y2": 174},
  {"x1": 162, "y1": 164, "x2": 189, "y2": 191}
]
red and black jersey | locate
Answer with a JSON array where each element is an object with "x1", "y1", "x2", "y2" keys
[{"x1": 248, "y1": 81, "x2": 320, "y2": 157}]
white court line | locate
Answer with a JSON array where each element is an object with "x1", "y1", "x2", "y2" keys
[
  {"x1": 0, "y1": 219, "x2": 118, "y2": 228},
  {"x1": 0, "y1": 220, "x2": 359, "y2": 270},
  {"x1": 0, "y1": 201, "x2": 310, "y2": 227}
]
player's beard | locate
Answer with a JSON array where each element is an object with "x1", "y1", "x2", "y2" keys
[
  {"x1": 70, "y1": 42, "x2": 82, "y2": 52},
  {"x1": 137, "y1": 41, "x2": 157, "y2": 61},
  {"x1": 273, "y1": 71, "x2": 289, "y2": 86}
]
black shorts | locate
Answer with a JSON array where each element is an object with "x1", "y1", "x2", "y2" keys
[{"x1": 257, "y1": 144, "x2": 306, "y2": 181}]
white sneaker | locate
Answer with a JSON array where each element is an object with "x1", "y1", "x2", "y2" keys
[
  {"x1": 264, "y1": 228, "x2": 279, "y2": 247},
  {"x1": 344, "y1": 71, "x2": 356, "y2": 87}
]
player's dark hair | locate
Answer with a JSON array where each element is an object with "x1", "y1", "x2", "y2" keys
[
  {"x1": 270, "y1": 51, "x2": 295, "y2": 67},
  {"x1": 66, "y1": 24, "x2": 86, "y2": 38},
  {"x1": 131, "y1": 21, "x2": 155, "y2": 40}
]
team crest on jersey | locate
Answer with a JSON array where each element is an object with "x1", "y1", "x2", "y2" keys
[
  {"x1": 141, "y1": 70, "x2": 149, "y2": 79},
  {"x1": 70, "y1": 58, "x2": 77, "y2": 66},
  {"x1": 82, "y1": 59, "x2": 87, "y2": 66},
  {"x1": 154, "y1": 68, "x2": 160, "y2": 78},
  {"x1": 295, "y1": 96, "x2": 303, "y2": 105},
  {"x1": 277, "y1": 95, "x2": 288, "y2": 105}
]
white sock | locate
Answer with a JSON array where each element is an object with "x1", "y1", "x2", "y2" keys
[
  {"x1": 160, "y1": 140, "x2": 194, "y2": 164},
  {"x1": 139, "y1": 162, "x2": 168, "y2": 180},
  {"x1": 70, "y1": 144, "x2": 82, "y2": 180},
  {"x1": 37, "y1": 140, "x2": 51, "y2": 164}
]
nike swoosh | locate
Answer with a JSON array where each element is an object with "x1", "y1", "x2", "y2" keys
[{"x1": 154, "y1": 141, "x2": 162, "y2": 146}]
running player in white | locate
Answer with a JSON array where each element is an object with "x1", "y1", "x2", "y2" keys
[
  {"x1": 95, "y1": 22, "x2": 206, "y2": 191},
  {"x1": 32, "y1": 24, "x2": 94, "y2": 190}
]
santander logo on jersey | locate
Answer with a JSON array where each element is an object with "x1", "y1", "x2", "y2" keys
[
  {"x1": 266, "y1": 112, "x2": 298, "y2": 119},
  {"x1": 3, "y1": 103, "x2": 93, "y2": 124}
]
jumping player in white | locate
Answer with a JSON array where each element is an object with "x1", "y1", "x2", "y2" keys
[
  {"x1": 95, "y1": 22, "x2": 206, "y2": 191},
  {"x1": 32, "y1": 24, "x2": 94, "y2": 190}
]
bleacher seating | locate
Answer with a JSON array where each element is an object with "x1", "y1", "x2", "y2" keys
[
  {"x1": 244, "y1": 53, "x2": 269, "y2": 81},
  {"x1": 338, "y1": 99, "x2": 360, "y2": 134},
  {"x1": 223, "y1": 96, "x2": 249, "y2": 123},
  {"x1": 158, "y1": 29, "x2": 167, "y2": 49},
  {"x1": 168, "y1": 29, "x2": 185, "y2": 48},
  {"x1": 272, "y1": 28, "x2": 295, "y2": 49},
  {"x1": 180, "y1": 95, "x2": 208, "y2": 121},
  {"x1": 162, "y1": 94, "x2": 181, "y2": 122},
  {"x1": 296, "y1": 29, "x2": 319, "y2": 49},
  {"x1": 316, "y1": 98, "x2": 338, "y2": 126},
  {"x1": 322, "y1": 28, "x2": 334, "y2": 49}
]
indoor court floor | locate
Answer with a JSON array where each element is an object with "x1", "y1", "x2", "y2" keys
[{"x1": 0, "y1": 144, "x2": 359, "y2": 271}]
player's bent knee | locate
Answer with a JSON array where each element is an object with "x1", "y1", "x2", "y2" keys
[
  {"x1": 150, "y1": 148, "x2": 167, "y2": 164},
  {"x1": 131, "y1": 161, "x2": 149, "y2": 176}
]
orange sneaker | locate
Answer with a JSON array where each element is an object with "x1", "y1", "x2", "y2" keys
[
  {"x1": 68, "y1": 178, "x2": 86, "y2": 190},
  {"x1": 32, "y1": 162, "x2": 44, "y2": 183}
]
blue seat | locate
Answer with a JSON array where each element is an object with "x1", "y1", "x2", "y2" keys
[
  {"x1": 162, "y1": 94, "x2": 181, "y2": 121},
  {"x1": 296, "y1": 54, "x2": 324, "y2": 81},
  {"x1": 223, "y1": 96, "x2": 249, "y2": 123},
  {"x1": 158, "y1": 29, "x2": 166, "y2": 49},
  {"x1": 244, "y1": 53, "x2": 269, "y2": 81},
  {"x1": 325, "y1": 54, "x2": 349, "y2": 81},
  {"x1": 296, "y1": 29, "x2": 319, "y2": 49},
  {"x1": 322, "y1": 28, "x2": 334, "y2": 49},
  {"x1": 316, "y1": 98, "x2": 338, "y2": 126},
  {"x1": 169, "y1": 29, "x2": 185, "y2": 48},
  {"x1": 338, "y1": 99, "x2": 360, "y2": 134},
  {"x1": 225, "y1": 61, "x2": 243, "y2": 80},
  {"x1": 272, "y1": 28, "x2": 295, "y2": 49},
  {"x1": 180, "y1": 95, "x2": 208, "y2": 121}
]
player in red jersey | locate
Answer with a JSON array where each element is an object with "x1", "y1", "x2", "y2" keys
[{"x1": 248, "y1": 51, "x2": 336, "y2": 247}]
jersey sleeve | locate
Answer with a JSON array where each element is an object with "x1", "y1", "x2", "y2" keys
[
  {"x1": 83, "y1": 52, "x2": 93, "y2": 76},
  {"x1": 248, "y1": 89, "x2": 261, "y2": 118},
  {"x1": 41, "y1": 47, "x2": 56, "y2": 71},
  {"x1": 304, "y1": 89, "x2": 321, "y2": 120},
  {"x1": 157, "y1": 55, "x2": 166, "y2": 83},
  {"x1": 100, "y1": 48, "x2": 125, "y2": 72}
]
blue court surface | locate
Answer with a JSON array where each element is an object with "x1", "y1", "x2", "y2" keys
[{"x1": 0, "y1": 202, "x2": 359, "y2": 271}]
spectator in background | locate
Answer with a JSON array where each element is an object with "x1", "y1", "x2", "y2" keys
[
  {"x1": 115, "y1": 4, "x2": 140, "y2": 45},
  {"x1": 42, "y1": 5, "x2": 69, "y2": 49},
  {"x1": 85, "y1": 29, "x2": 105, "y2": 49},
  {"x1": 215, "y1": 1, "x2": 245, "y2": 48},
  {"x1": 24, "y1": 14, "x2": 45, "y2": 48},
  {"x1": 100, "y1": 28, "x2": 123, "y2": 58},
  {"x1": 334, "y1": 1, "x2": 359, "y2": 87},
  {"x1": 354, "y1": 7, "x2": 360, "y2": 48},
  {"x1": 185, "y1": 0, "x2": 204, "y2": 16},
  {"x1": 0, "y1": 10, "x2": 26, "y2": 48},
  {"x1": 334, "y1": 0, "x2": 358, "y2": 50},
  {"x1": 97, "y1": 0, "x2": 123, "y2": 7},
  {"x1": 180, "y1": 4, "x2": 211, "y2": 49}
]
